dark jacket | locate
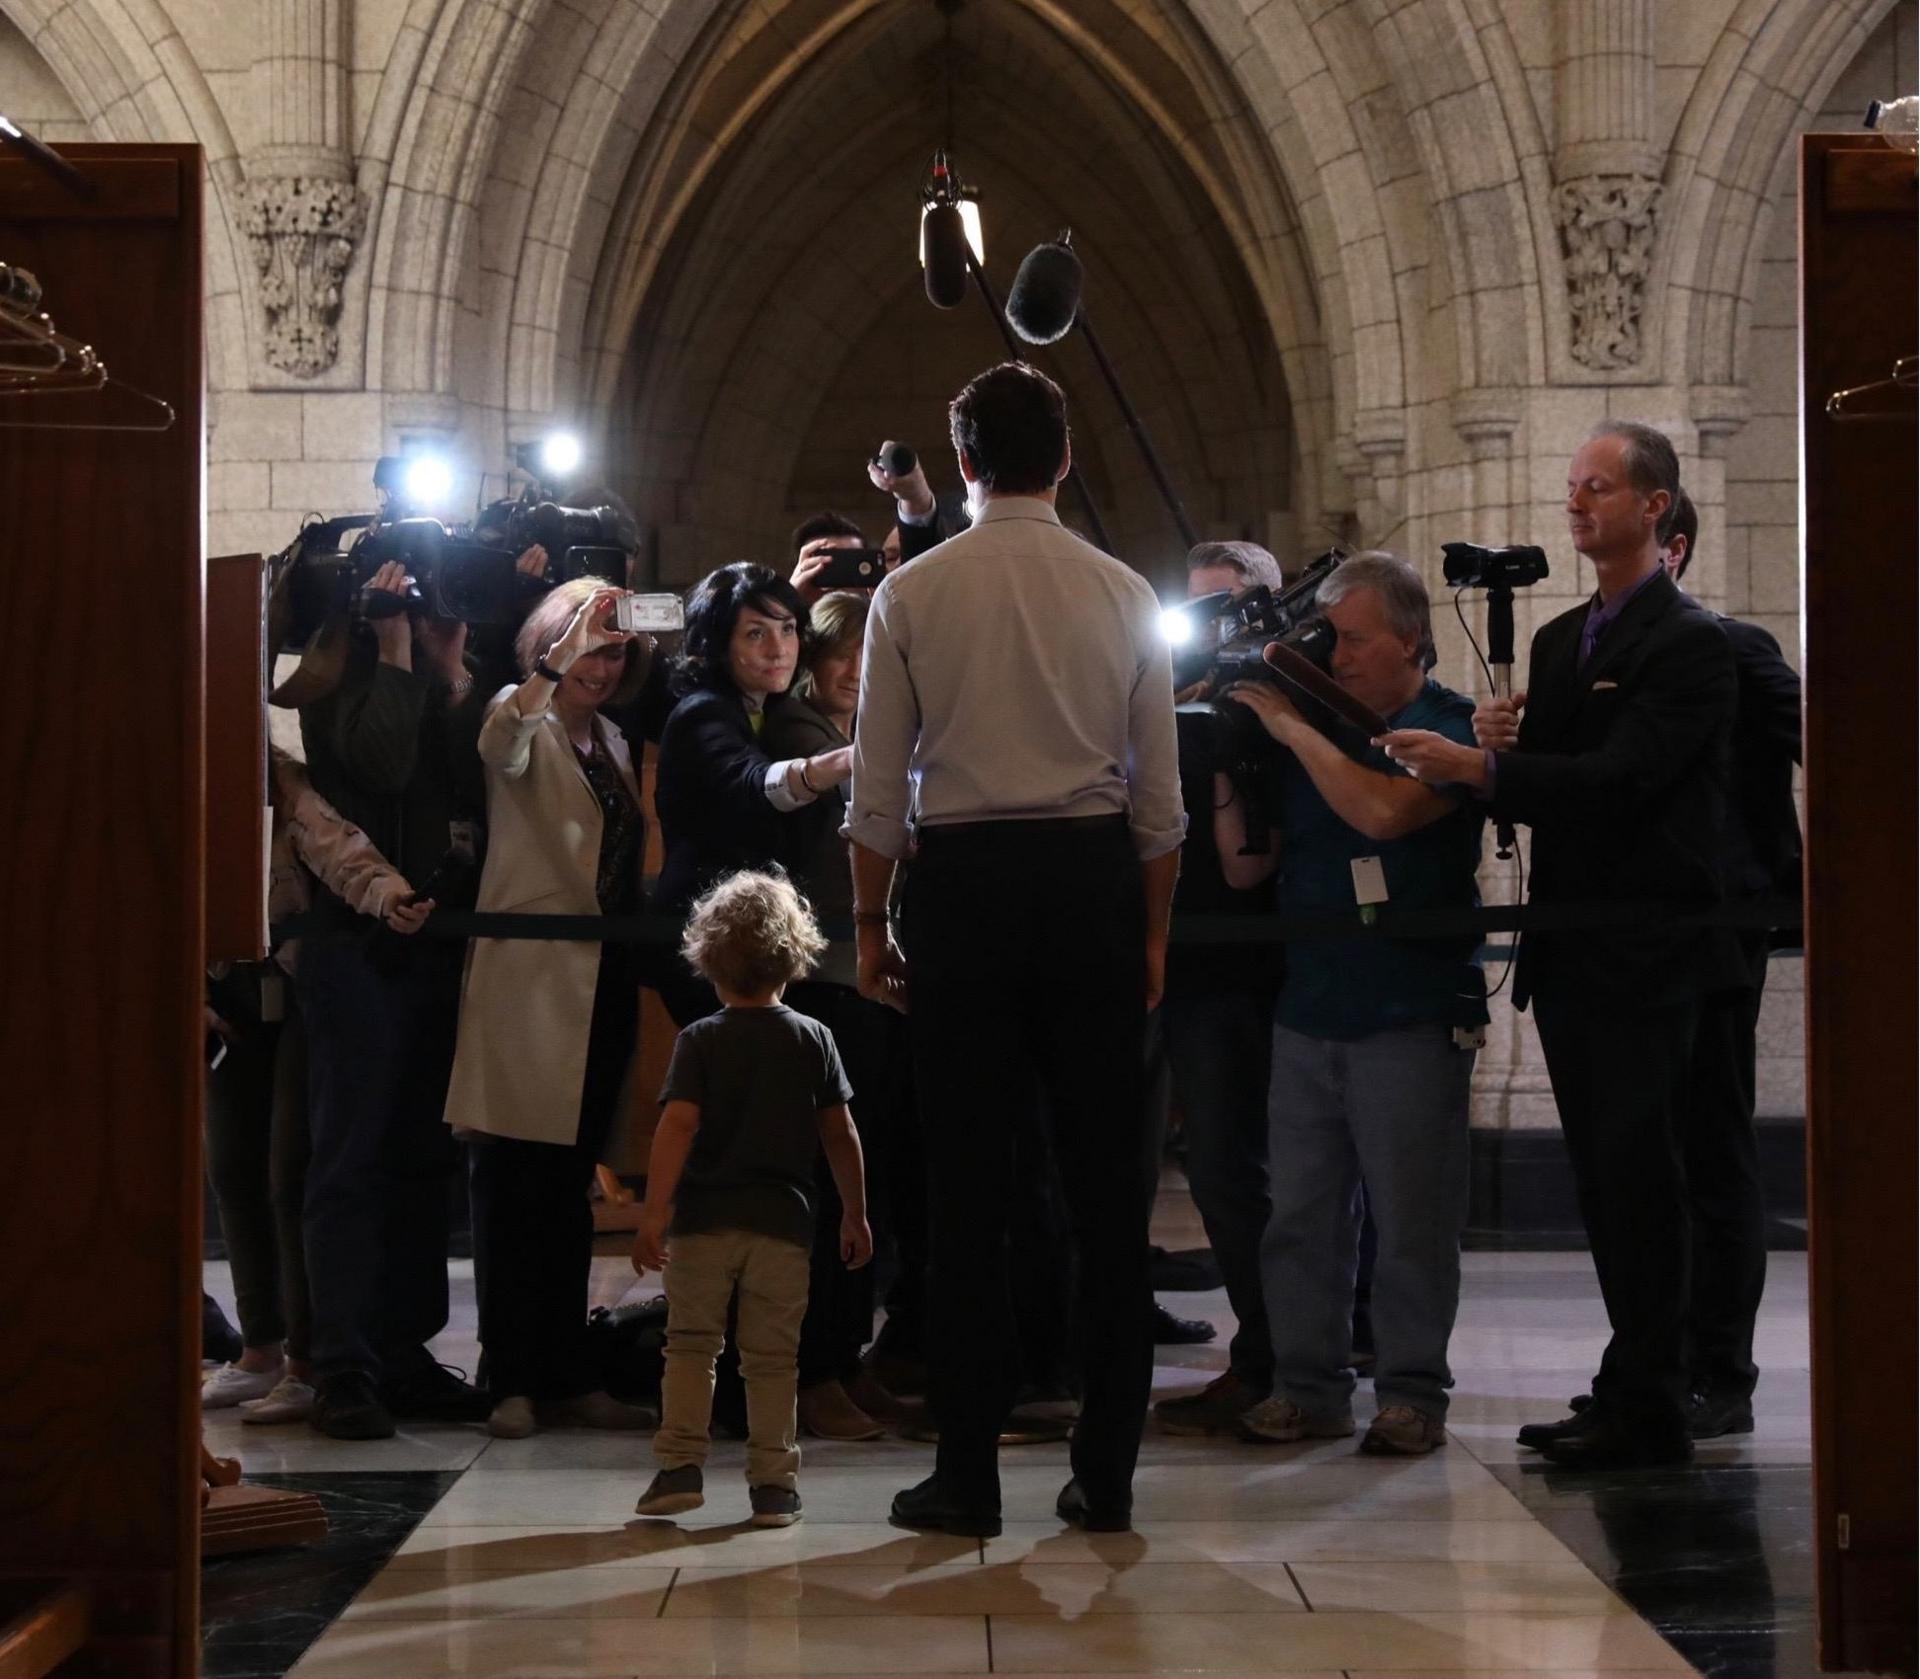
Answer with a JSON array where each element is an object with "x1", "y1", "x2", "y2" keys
[
  {"x1": 1714, "y1": 613, "x2": 1802, "y2": 902},
  {"x1": 653, "y1": 686, "x2": 793, "y2": 914},
  {"x1": 1490, "y1": 569, "x2": 1739, "y2": 1008},
  {"x1": 761, "y1": 694, "x2": 851, "y2": 926},
  {"x1": 297, "y1": 636, "x2": 487, "y2": 913}
]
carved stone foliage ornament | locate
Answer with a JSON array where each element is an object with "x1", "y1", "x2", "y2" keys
[
  {"x1": 245, "y1": 175, "x2": 366, "y2": 378},
  {"x1": 1551, "y1": 173, "x2": 1662, "y2": 370}
]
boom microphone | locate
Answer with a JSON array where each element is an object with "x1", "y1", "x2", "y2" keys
[
  {"x1": 922, "y1": 203, "x2": 970, "y2": 310},
  {"x1": 1005, "y1": 240, "x2": 1083, "y2": 345}
]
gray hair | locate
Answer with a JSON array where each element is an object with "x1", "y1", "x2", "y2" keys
[
  {"x1": 1186, "y1": 540, "x2": 1284, "y2": 592},
  {"x1": 1315, "y1": 549, "x2": 1435, "y2": 667},
  {"x1": 1587, "y1": 419, "x2": 1680, "y2": 504}
]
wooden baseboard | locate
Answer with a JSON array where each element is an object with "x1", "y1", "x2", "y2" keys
[{"x1": 201, "y1": 1486, "x2": 329, "y2": 1558}]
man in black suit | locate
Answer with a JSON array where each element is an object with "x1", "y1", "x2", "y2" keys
[
  {"x1": 1655, "y1": 491, "x2": 1803, "y2": 1435},
  {"x1": 1379, "y1": 421, "x2": 1738, "y2": 1468}
]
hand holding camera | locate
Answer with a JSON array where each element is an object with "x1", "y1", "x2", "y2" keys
[
  {"x1": 1225, "y1": 680, "x2": 1306, "y2": 744},
  {"x1": 545, "y1": 584, "x2": 636, "y2": 675},
  {"x1": 365, "y1": 559, "x2": 414, "y2": 667},
  {"x1": 1472, "y1": 691, "x2": 1526, "y2": 751}
]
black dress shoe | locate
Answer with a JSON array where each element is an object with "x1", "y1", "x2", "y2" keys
[
  {"x1": 311, "y1": 1371, "x2": 397, "y2": 1441},
  {"x1": 382, "y1": 1359, "x2": 490, "y2": 1423},
  {"x1": 1516, "y1": 1404, "x2": 1602, "y2": 1452},
  {"x1": 202, "y1": 1292, "x2": 245, "y2": 1365},
  {"x1": 1056, "y1": 1477, "x2": 1132, "y2": 1533},
  {"x1": 1536, "y1": 1416, "x2": 1691, "y2": 1469},
  {"x1": 1151, "y1": 1302, "x2": 1217, "y2": 1346},
  {"x1": 1686, "y1": 1390, "x2": 1756, "y2": 1440},
  {"x1": 890, "y1": 1475, "x2": 1001, "y2": 1538}
]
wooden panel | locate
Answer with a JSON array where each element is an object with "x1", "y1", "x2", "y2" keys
[
  {"x1": 0, "y1": 1586, "x2": 87, "y2": 1679},
  {"x1": 1799, "y1": 136, "x2": 1919, "y2": 1675},
  {"x1": 205, "y1": 553, "x2": 269, "y2": 962},
  {"x1": 0, "y1": 145, "x2": 205, "y2": 1678}
]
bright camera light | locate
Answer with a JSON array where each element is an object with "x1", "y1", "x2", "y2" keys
[
  {"x1": 540, "y1": 431, "x2": 583, "y2": 477},
  {"x1": 402, "y1": 453, "x2": 454, "y2": 508},
  {"x1": 1160, "y1": 608, "x2": 1194, "y2": 646}
]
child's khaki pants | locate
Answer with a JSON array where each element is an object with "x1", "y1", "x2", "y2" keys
[{"x1": 656, "y1": 1228, "x2": 811, "y2": 1489}]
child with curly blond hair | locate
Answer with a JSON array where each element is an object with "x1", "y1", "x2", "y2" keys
[{"x1": 632, "y1": 870, "x2": 872, "y2": 1527}]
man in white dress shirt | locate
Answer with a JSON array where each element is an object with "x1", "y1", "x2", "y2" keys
[{"x1": 846, "y1": 361, "x2": 1184, "y2": 1537}]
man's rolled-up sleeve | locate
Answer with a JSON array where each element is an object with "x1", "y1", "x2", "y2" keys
[
  {"x1": 1126, "y1": 612, "x2": 1187, "y2": 860},
  {"x1": 845, "y1": 585, "x2": 918, "y2": 860}
]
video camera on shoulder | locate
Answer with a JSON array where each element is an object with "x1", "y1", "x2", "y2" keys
[
  {"x1": 274, "y1": 457, "x2": 657, "y2": 653},
  {"x1": 1161, "y1": 548, "x2": 1346, "y2": 795},
  {"x1": 473, "y1": 490, "x2": 639, "y2": 595}
]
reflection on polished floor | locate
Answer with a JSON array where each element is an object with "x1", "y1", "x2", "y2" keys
[{"x1": 200, "y1": 1178, "x2": 1823, "y2": 1678}]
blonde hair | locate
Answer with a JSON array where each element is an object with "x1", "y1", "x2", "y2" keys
[
  {"x1": 681, "y1": 870, "x2": 826, "y2": 996},
  {"x1": 514, "y1": 576, "x2": 647, "y2": 705},
  {"x1": 793, "y1": 590, "x2": 869, "y2": 702}
]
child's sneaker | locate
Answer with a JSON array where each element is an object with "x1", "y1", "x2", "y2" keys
[
  {"x1": 634, "y1": 1466, "x2": 705, "y2": 1518},
  {"x1": 239, "y1": 1374, "x2": 316, "y2": 1424},
  {"x1": 749, "y1": 1485, "x2": 803, "y2": 1528},
  {"x1": 202, "y1": 1361, "x2": 284, "y2": 1410}
]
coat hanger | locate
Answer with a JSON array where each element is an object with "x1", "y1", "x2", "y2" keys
[
  {"x1": 0, "y1": 264, "x2": 175, "y2": 432},
  {"x1": 1825, "y1": 354, "x2": 1918, "y2": 422}
]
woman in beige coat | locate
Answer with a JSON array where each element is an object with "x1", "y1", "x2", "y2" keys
[{"x1": 444, "y1": 577, "x2": 656, "y2": 1439}]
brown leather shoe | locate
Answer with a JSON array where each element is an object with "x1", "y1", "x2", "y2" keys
[
  {"x1": 1359, "y1": 1404, "x2": 1446, "y2": 1456},
  {"x1": 843, "y1": 1368, "x2": 913, "y2": 1424},
  {"x1": 538, "y1": 1390, "x2": 657, "y2": 1431},
  {"x1": 797, "y1": 1378, "x2": 885, "y2": 1441}
]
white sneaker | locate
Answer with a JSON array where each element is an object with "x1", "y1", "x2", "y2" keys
[
  {"x1": 239, "y1": 1375, "x2": 316, "y2": 1425},
  {"x1": 202, "y1": 1362, "x2": 284, "y2": 1410}
]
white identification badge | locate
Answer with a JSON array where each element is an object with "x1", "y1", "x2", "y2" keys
[{"x1": 1350, "y1": 856, "x2": 1389, "y2": 907}]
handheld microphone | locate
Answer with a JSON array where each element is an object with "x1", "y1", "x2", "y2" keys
[
  {"x1": 874, "y1": 442, "x2": 917, "y2": 477},
  {"x1": 922, "y1": 203, "x2": 970, "y2": 309},
  {"x1": 1005, "y1": 241, "x2": 1083, "y2": 345}
]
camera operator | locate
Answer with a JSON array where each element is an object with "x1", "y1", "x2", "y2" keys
[
  {"x1": 788, "y1": 443, "x2": 952, "y2": 606},
  {"x1": 296, "y1": 560, "x2": 491, "y2": 1439},
  {"x1": 848, "y1": 360, "x2": 1184, "y2": 1537},
  {"x1": 1213, "y1": 553, "x2": 1485, "y2": 1457},
  {"x1": 1380, "y1": 422, "x2": 1739, "y2": 1469},
  {"x1": 1646, "y1": 490, "x2": 1799, "y2": 1436},
  {"x1": 1150, "y1": 542, "x2": 1284, "y2": 1436}
]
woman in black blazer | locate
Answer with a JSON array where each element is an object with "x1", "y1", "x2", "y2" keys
[{"x1": 653, "y1": 563, "x2": 851, "y2": 1024}]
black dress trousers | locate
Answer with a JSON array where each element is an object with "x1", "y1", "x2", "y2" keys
[
  {"x1": 1530, "y1": 987, "x2": 1697, "y2": 1438},
  {"x1": 904, "y1": 816, "x2": 1154, "y2": 1513}
]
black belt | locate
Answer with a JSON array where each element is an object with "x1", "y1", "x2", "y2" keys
[{"x1": 916, "y1": 813, "x2": 1129, "y2": 844}]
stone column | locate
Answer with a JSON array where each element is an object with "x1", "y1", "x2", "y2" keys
[
  {"x1": 245, "y1": 0, "x2": 365, "y2": 380},
  {"x1": 1551, "y1": 0, "x2": 1662, "y2": 371}
]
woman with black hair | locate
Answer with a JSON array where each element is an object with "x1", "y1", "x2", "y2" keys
[{"x1": 653, "y1": 563, "x2": 852, "y2": 1025}]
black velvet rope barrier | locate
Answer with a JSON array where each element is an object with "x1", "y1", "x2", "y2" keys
[{"x1": 272, "y1": 896, "x2": 1802, "y2": 951}]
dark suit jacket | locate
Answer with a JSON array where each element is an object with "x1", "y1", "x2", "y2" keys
[
  {"x1": 653, "y1": 686, "x2": 794, "y2": 914},
  {"x1": 1490, "y1": 569, "x2": 1739, "y2": 1008},
  {"x1": 1714, "y1": 613, "x2": 1802, "y2": 901}
]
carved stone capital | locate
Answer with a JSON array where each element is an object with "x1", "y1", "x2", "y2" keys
[
  {"x1": 1551, "y1": 172, "x2": 1662, "y2": 371},
  {"x1": 244, "y1": 173, "x2": 366, "y2": 379},
  {"x1": 1692, "y1": 384, "x2": 1752, "y2": 457},
  {"x1": 1449, "y1": 390, "x2": 1522, "y2": 458}
]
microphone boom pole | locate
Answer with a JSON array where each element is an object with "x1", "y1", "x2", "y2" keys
[
  {"x1": 965, "y1": 248, "x2": 1115, "y2": 555},
  {"x1": 1072, "y1": 310, "x2": 1199, "y2": 551}
]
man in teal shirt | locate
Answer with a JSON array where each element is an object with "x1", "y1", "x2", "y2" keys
[{"x1": 1214, "y1": 552, "x2": 1485, "y2": 1456}]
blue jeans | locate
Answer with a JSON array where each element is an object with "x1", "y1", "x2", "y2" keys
[
  {"x1": 1262, "y1": 1020, "x2": 1472, "y2": 1420},
  {"x1": 1163, "y1": 982, "x2": 1275, "y2": 1385}
]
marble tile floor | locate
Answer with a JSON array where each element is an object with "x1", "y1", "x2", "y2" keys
[{"x1": 197, "y1": 1181, "x2": 1831, "y2": 1678}]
